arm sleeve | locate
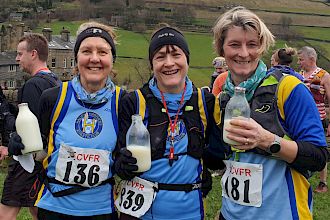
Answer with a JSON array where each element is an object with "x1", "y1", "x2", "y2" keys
[{"x1": 290, "y1": 141, "x2": 328, "y2": 172}]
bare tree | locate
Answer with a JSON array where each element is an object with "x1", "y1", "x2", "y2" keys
[
  {"x1": 172, "y1": 6, "x2": 195, "y2": 25},
  {"x1": 133, "y1": 60, "x2": 152, "y2": 86},
  {"x1": 279, "y1": 15, "x2": 293, "y2": 40}
]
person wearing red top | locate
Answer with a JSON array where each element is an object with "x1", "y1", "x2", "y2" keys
[{"x1": 212, "y1": 71, "x2": 228, "y2": 96}]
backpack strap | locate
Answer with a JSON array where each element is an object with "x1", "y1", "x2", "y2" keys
[
  {"x1": 111, "y1": 86, "x2": 123, "y2": 135},
  {"x1": 197, "y1": 88, "x2": 208, "y2": 138},
  {"x1": 36, "y1": 72, "x2": 61, "y2": 87},
  {"x1": 134, "y1": 89, "x2": 146, "y2": 120}
]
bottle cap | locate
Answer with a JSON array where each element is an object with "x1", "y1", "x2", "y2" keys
[{"x1": 18, "y1": 103, "x2": 28, "y2": 107}]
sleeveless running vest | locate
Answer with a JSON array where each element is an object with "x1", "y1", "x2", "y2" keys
[
  {"x1": 134, "y1": 84, "x2": 209, "y2": 161},
  {"x1": 302, "y1": 68, "x2": 328, "y2": 120}
]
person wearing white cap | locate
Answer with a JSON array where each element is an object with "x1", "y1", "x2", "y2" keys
[{"x1": 209, "y1": 56, "x2": 228, "y2": 91}]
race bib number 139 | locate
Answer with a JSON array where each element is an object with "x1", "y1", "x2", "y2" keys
[
  {"x1": 115, "y1": 177, "x2": 157, "y2": 218},
  {"x1": 221, "y1": 160, "x2": 263, "y2": 207}
]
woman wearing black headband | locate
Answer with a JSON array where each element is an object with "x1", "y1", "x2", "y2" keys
[
  {"x1": 35, "y1": 21, "x2": 123, "y2": 220},
  {"x1": 114, "y1": 25, "x2": 221, "y2": 219}
]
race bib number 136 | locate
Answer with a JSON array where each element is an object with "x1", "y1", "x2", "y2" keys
[{"x1": 55, "y1": 144, "x2": 110, "y2": 187}]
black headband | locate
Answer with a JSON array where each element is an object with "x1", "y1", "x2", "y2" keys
[
  {"x1": 148, "y1": 27, "x2": 190, "y2": 66},
  {"x1": 74, "y1": 27, "x2": 116, "y2": 63}
]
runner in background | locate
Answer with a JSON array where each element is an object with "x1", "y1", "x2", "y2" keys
[
  {"x1": 0, "y1": 33, "x2": 61, "y2": 220},
  {"x1": 298, "y1": 46, "x2": 330, "y2": 193},
  {"x1": 210, "y1": 57, "x2": 228, "y2": 94}
]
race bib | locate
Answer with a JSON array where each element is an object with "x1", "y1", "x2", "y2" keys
[
  {"x1": 55, "y1": 144, "x2": 110, "y2": 187},
  {"x1": 115, "y1": 177, "x2": 157, "y2": 218},
  {"x1": 221, "y1": 160, "x2": 263, "y2": 207}
]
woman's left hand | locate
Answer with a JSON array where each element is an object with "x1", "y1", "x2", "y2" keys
[{"x1": 225, "y1": 118, "x2": 274, "y2": 151}]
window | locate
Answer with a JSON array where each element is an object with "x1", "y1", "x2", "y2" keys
[
  {"x1": 71, "y1": 58, "x2": 75, "y2": 67},
  {"x1": 63, "y1": 58, "x2": 67, "y2": 68},
  {"x1": 52, "y1": 58, "x2": 56, "y2": 68},
  {"x1": 8, "y1": 65, "x2": 16, "y2": 72},
  {"x1": 8, "y1": 80, "x2": 15, "y2": 88}
]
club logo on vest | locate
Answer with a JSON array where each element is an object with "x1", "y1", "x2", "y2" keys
[
  {"x1": 166, "y1": 119, "x2": 186, "y2": 142},
  {"x1": 75, "y1": 112, "x2": 103, "y2": 139}
]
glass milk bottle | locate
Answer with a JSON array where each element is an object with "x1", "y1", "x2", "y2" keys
[
  {"x1": 126, "y1": 114, "x2": 151, "y2": 172},
  {"x1": 15, "y1": 103, "x2": 43, "y2": 154},
  {"x1": 223, "y1": 87, "x2": 250, "y2": 145}
]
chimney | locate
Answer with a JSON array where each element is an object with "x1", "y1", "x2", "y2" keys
[
  {"x1": 42, "y1": 28, "x2": 52, "y2": 42},
  {"x1": 60, "y1": 28, "x2": 70, "y2": 42},
  {"x1": 17, "y1": 23, "x2": 25, "y2": 38}
]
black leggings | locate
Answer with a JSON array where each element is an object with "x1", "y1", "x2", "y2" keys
[{"x1": 37, "y1": 208, "x2": 118, "y2": 220}]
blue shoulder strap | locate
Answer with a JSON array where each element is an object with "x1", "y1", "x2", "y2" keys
[{"x1": 111, "y1": 86, "x2": 122, "y2": 135}]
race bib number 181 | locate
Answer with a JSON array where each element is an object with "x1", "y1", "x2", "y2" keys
[
  {"x1": 221, "y1": 160, "x2": 263, "y2": 207},
  {"x1": 115, "y1": 177, "x2": 157, "y2": 218}
]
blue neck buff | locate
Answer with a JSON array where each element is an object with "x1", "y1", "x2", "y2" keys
[
  {"x1": 149, "y1": 76, "x2": 193, "y2": 112},
  {"x1": 71, "y1": 75, "x2": 115, "y2": 104}
]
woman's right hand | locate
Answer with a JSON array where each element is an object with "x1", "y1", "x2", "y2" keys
[
  {"x1": 225, "y1": 118, "x2": 274, "y2": 151},
  {"x1": 114, "y1": 148, "x2": 139, "y2": 180}
]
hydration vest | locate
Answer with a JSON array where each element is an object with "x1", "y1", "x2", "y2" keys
[
  {"x1": 44, "y1": 81, "x2": 124, "y2": 197},
  {"x1": 134, "y1": 84, "x2": 209, "y2": 161},
  {"x1": 219, "y1": 70, "x2": 290, "y2": 156}
]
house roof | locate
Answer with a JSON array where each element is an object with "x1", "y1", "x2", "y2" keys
[
  {"x1": 0, "y1": 51, "x2": 17, "y2": 66},
  {"x1": 48, "y1": 36, "x2": 75, "y2": 50}
]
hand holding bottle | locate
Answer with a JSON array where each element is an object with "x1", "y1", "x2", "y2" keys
[
  {"x1": 224, "y1": 117, "x2": 275, "y2": 151},
  {"x1": 15, "y1": 103, "x2": 43, "y2": 154},
  {"x1": 114, "y1": 148, "x2": 139, "y2": 180},
  {"x1": 223, "y1": 87, "x2": 250, "y2": 146},
  {"x1": 126, "y1": 114, "x2": 151, "y2": 172},
  {"x1": 8, "y1": 132, "x2": 24, "y2": 156}
]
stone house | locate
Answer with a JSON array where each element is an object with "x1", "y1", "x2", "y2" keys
[
  {"x1": 42, "y1": 27, "x2": 75, "y2": 81},
  {"x1": 0, "y1": 23, "x2": 76, "y2": 89},
  {"x1": 0, "y1": 51, "x2": 24, "y2": 89}
]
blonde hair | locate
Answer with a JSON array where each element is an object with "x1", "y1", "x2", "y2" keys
[
  {"x1": 74, "y1": 21, "x2": 118, "y2": 77},
  {"x1": 213, "y1": 6, "x2": 275, "y2": 56}
]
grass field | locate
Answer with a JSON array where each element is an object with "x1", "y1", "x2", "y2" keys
[{"x1": 0, "y1": 162, "x2": 329, "y2": 220}]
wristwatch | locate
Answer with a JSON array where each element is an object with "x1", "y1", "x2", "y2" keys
[{"x1": 268, "y1": 134, "x2": 281, "y2": 154}]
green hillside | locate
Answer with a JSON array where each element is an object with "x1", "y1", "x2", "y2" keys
[{"x1": 27, "y1": 0, "x2": 330, "y2": 88}]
